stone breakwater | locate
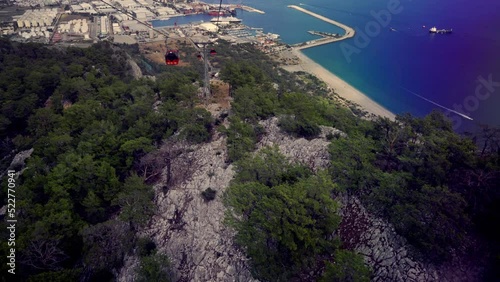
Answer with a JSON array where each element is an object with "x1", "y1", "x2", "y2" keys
[{"x1": 288, "y1": 5, "x2": 355, "y2": 50}]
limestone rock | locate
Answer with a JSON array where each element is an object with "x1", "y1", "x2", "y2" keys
[
  {"x1": 119, "y1": 131, "x2": 256, "y2": 282},
  {"x1": 339, "y1": 196, "x2": 436, "y2": 281},
  {"x1": 117, "y1": 116, "x2": 482, "y2": 282},
  {"x1": 8, "y1": 148, "x2": 34, "y2": 171},
  {"x1": 127, "y1": 58, "x2": 142, "y2": 79},
  {"x1": 257, "y1": 117, "x2": 337, "y2": 170}
]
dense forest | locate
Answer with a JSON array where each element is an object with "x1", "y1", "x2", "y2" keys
[
  {"x1": 0, "y1": 39, "x2": 204, "y2": 281},
  {"x1": 0, "y1": 38, "x2": 499, "y2": 281}
]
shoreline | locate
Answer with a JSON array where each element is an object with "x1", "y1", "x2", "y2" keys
[
  {"x1": 284, "y1": 49, "x2": 396, "y2": 120},
  {"x1": 285, "y1": 5, "x2": 394, "y2": 119}
]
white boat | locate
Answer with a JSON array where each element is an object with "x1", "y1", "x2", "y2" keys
[{"x1": 429, "y1": 26, "x2": 452, "y2": 34}]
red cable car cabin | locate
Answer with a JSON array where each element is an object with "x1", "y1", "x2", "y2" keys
[
  {"x1": 165, "y1": 50, "x2": 179, "y2": 65},
  {"x1": 209, "y1": 49, "x2": 217, "y2": 56}
]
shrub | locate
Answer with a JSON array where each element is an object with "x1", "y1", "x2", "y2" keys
[
  {"x1": 201, "y1": 188, "x2": 217, "y2": 201},
  {"x1": 279, "y1": 115, "x2": 321, "y2": 139},
  {"x1": 137, "y1": 237, "x2": 157, "y2": 257},
  {"x1": 320, "y1": 250, "x2": 371, "y2": 282}
]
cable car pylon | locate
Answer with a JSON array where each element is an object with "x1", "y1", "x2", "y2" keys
[{"x1": 203, "y1": 0, "x2": 223, "y2": 100}]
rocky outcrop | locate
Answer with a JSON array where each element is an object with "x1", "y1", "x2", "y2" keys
[
  {"x1": 0, "y1": 148, "x2": 34, "y2": 180},
  {"x1": 339, "y1": 196, "x2": 439, "y2": 282},
  {"x1": 8, "y1": 148, "x2": 34, "y2": 171},
  {"x1": 117, "y1": 118, "x2": 341, "y2": 282},
  {"x1": 257, "y1": 117, "x2": 339, "y2": 170},
  {"x1": 338, "y1": 195, "x2": 484, "y2": 282},
  {"x1": 118, "y1": 117, "x2": 478, "y2": 282},
  {"x1": 124, "y1": 131, "x2": 256, "y2": 282},
  {"x1": 127, "y1": 58, "x2": 143, "y2": 79}
]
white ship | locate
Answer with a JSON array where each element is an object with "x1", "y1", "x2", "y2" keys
[{"x1": 429, "y1": 26, "x2": 452, "y2": 34}]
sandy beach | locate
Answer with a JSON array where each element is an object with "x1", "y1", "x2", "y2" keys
[
  {"x1": 283, "y1": 49, "x2": 396, "y2": 120},
  {"x1": 283, "y1": 5, "x2": 395, "y2": 119}
]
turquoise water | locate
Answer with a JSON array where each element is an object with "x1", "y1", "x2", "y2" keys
[{"x1": 154, "y1": 0, "x2": 500, "y2": 132}]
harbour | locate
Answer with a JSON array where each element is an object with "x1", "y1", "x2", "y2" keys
[{"x1": 287, "y1": 5, "x2": 355, "y2": 50}]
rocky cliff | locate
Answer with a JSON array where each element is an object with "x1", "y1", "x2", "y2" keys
[{"x1": 118, "y1": 117, "x2": 479, "y2": 282}]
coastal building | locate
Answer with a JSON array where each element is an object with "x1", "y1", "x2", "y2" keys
[
  {"x1": 199, "y1": 22, "x2": 218, "y2": 33},
  {"x1": 156, "y1": 7, "x2": 177, "y2": 16},
  {"x1": 112, "y1": 14, "x2": 132, "y2": 22},
  {"x1": 100, "y1": 16, "x2": 109, "y2": 36},
  {"x1": 132, "y1": 8, "x2": 155, "y2": 21},
  {"x1": 71, "y1": 4, "x2": 97, "y2": 15},
  {"x1": 210, "y1": 16, "x2": 241, "y2": 25},
  {"x1": 112, "y1": 23, "x2": 122, "y2": 34},
  {"x1": 116, "y1": 0, "x2": 142, "y2": 10},
  {"x1": 55, "y1": 18, "x2": 90, "y2": 41},
  {"x1": 14, "y1": 9, "x2": 58, "y2": 30},
  {"x1": 92, "y1": 1, "x2": 116, "y2": 13}
]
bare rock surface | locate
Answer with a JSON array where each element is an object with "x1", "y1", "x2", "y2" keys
[
  {"x1": 339, "y1": 194, "x2": 483, "y2": 282},
  {"x1": 338, "y1": 195, "x2": 439, "y2": 282},
  {"x1": 127, "y1": 58, "x2": 143, "y2": 79},
  {"x1": 136, "y1": 131, "x2": 256, "y2": 282},
  {"x1": 0, "y1": 148, "x2": 34, "y2": 180},
  {"x1": 8, "y1": 148, "x2": 34, "y2": 170},
  {"x1": 118, "y1": 117, "x2": 340, "y2": 282},
  {"x1": 257, "y1": 117, "x2": 337, "y2": 170},
  {"x1": 118, "y1": 117, "x2": 479, "y2": 282}
]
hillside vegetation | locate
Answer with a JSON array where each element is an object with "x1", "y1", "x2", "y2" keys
[{"x1": 0, "y1": 38, "x2": 498, "y2": 281}]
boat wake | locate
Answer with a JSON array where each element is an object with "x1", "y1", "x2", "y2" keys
[{"x1": 400, "y1": 86, "x2": 473, "y2": 120}]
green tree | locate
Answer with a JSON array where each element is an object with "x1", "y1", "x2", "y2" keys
[
  {"x1": 136, "y1": 253, "x2": 174, "y2": 282},
  {"x1": 328, "y1": 134, "x2": 378, "y2": 194},
  {"x1": 181, "y1": 108, "x2": 213, "y2": 144},
  {"x1": 226, "y1": 117, "x2": 258, "y2": 162},
  {"x1": 220, "y1": 61, "x2": 266, "y2": 91},
  {"x1": 27, "y1": 108, "x2": 63, "y2": 139},
  {"x1": 224, "y1": 173, "x2": 340, "y2": 281},
  {"x1": 233, "y1": 146, "x2": 310, "y2": 187},
  {"x1": 81, "y1": 220, "x2": 134, "y2": 272},
  {"x1": 113, "y1": 174, "x2": 155, "y2": 231},
  {"x1": 232, "y1": 86, "x2": 277, "y2": 121},
  {"x1": 119, "y1": 137, "x2": 155, "y2": 169},
  {"x1": 320, "y1": 250, "x2": 371, "y2": 282}
]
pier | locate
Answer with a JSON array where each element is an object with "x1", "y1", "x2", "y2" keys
[
  {"x1": 308, "y1": 30, "x2": 341, "y2": 38},
  {"x1": 240, "y1": 5, "x2": 265, "y2": 14},
  {"x1": 287, "y1": 5, "x2": 355, "y2": 50}
]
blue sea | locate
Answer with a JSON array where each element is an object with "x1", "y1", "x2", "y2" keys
[{"x1": 153, "y1": 0, "x2": 500, "y2": 132}]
